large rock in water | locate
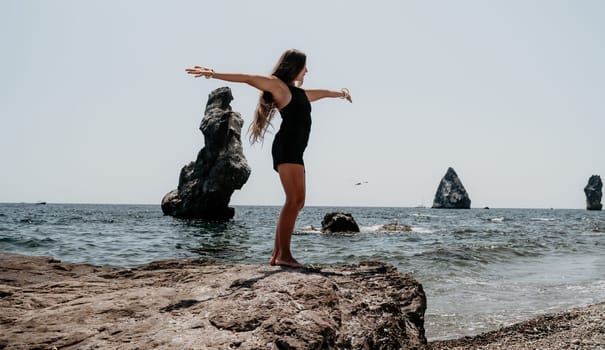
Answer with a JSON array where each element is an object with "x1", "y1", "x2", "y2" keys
[
  {"x1": 162, "y1": 87, "x2": 251, "y2": 221},
  {"x1": 321, "y1": 212, "x2": 361, "y2": 233},
  {"x1": 0, "y1": 253, "x2": 427, "y2": 349},
  {"x1": 432, "y1": 167, "x2": 471, "y2": 209},
  {"x1": 584, "y1": 175, "x2": 603, "y2": 211}
]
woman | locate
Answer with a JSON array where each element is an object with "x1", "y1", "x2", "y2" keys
[{"x1": 186, "y1": 49, "x2": 352, "y2": 268}]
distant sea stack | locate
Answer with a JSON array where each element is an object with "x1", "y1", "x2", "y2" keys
[
  {"x1": 584, "y1": 175, "x2": 602, "y2": 211},
  {"x1": 432, "y1": 167, "x2": 471, "y2": 209},
  {"x1": 161, "y1": 87, "x2": 251, "y2": 221}
]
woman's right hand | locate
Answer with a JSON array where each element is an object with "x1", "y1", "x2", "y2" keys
[{"x1": 185, "y1": 66, "x2": 214, "y2": 79}]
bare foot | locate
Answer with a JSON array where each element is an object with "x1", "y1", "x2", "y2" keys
[
  {"x1": 272, "y1": 258, "x2": 304, "y2": 268},
  {"x1": 269, "y1": 251, "x2": 278, "y2": 266}
]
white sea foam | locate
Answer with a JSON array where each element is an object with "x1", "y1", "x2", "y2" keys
[
  {"x1": 490, "y1": 217, "x2": 505, "y2": 222},
  {"x1": 412, "y1": 226, "x2": 435, "y2": 234},
  {"x1": 456, "y1": 276, "x2": 490, "y2": 286},
  {"x1": 359, "y1": 225, "x2": 385, "y2": 233},
  {"x1": 410, "y1": 213, "x2": 439, "y2": 218},
  {"x1": 297, "y1": 225, "x2": 322, "y2": 234}
]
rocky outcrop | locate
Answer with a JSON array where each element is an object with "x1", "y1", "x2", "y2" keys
[
  {"x1": 321, "y1": 212, "x2": 361, "y2": 233},
  {"x1": 0, "y1": 253, "x2": 427, "y2": 349},
  {"x1": 432, "y1": 167, "x2": 471, "y2": 209},
  {"x1": 381, "y1": 223, "x2": 412, "y2": 232},
  {"x1": 584, "y1": 175, "x2": 603, "y2": 211},
  {"x1": 162, "y1": 87, "x2": 251, "y2": 221}
]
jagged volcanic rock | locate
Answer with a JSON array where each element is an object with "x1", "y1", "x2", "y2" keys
[
  {"x1": 584, "y1": 175, "x2": 603, "y2": 211},
  {"x1": 432, "y1": 167, "x2": 471, "y2": 209},
  {"x1": 161, "y1": 87, "x2": 250, "y2": 221}
]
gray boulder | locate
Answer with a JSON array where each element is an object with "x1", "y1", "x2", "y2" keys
[
  {"x1": 321, "y1": 212, "x2": 360, "y2": 233},
  {"x1": 161, "y1": 87, "x2": 251, "y2": 221},
  {"x1": 432, "y1": 167, "x2": 471, "y2": 209},
  {"x1": 584, "y1": 175, "x2": 603, "y2": 211}
]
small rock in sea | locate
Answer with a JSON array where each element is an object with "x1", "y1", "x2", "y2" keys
[
  {"x1": 381, "y1": 223, "x2": 412, "y2": 232},
  {"x1": 432, "y1": 167, "x2": 471, "y2": 209},
  {"x1": 321, "y1": 212, "x2": 360, "y2": 233}
]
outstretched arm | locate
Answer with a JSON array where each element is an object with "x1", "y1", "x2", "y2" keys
[
  {"x1": 305, "y1": 88, "x2": 352, "y2": 103},
  {"x1": 185, "y1": 66, "x2": 290, "y2": 107}
]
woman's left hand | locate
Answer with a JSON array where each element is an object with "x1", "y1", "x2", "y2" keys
[{"x1": 341, "y1": 88, "x2": 352, "y2": 103}]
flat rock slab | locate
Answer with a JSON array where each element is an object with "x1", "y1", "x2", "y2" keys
[{"x1": 0, "y1": 253, "x2": 426, "y2": 349}]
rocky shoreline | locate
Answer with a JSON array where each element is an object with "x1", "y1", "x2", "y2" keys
[
  {"x1": 0, "y1": 253, "x2": 426, "y2": 349},
  {"x1": 1, "y1": 253, "x2": 603, "y2": 349},
  {"x1": 429, "y1": 302, "x2": 605, "y2": 349}
]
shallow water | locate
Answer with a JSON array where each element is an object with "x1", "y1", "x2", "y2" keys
[{"x1": 1, "y1": 203, "x2": 603, "y2": 340}]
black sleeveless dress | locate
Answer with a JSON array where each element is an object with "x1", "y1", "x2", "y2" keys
[{"x1": 271, "y1": 85, "x2": 312, "y2": 171}]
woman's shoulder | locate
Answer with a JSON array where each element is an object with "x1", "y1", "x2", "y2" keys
[{"x1": 270, "y1": 79, "x2": 293, "y2": 110}]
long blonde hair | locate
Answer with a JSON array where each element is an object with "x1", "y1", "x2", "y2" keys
[{"x1": 248, "y1": 49, "x2": 307, "y2": 144}]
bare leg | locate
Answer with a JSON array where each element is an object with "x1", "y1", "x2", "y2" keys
[{"x1": 270, "y1": 163, "x2": 305, "y2": 268}]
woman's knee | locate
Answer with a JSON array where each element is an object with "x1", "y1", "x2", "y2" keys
[{"x1": 285, "y1": 195, "x2": 305, "y2": 211}]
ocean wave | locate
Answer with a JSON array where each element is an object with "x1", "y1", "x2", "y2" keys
[
  {"x1": 363, "y1": 224, "x2": 416, "y2": 233},
  {"x1": 411, "y1": 227, "x2": 435, "y2": 234},
  {"x1": 0, "y1": 237, "x2": 17, "y2": 244},
  {"x1": 47, "y1": 214, "x2": 119, "y2": 225},
  {"x1": 490, "y1": 217, "x2": 505, "y2": 222},
  {"x1": 0, "y1": 236, "x2": 56, "y2": 248},
  {"x1": 51, "y1": 216, "x2": 84, "y2": 225},
  {"x1": 452, "y1": 228, "x2": 479, "y2": 234},
  {"x1": 189, "y1": 244, "x2": 247, "y2": 259},
  {"x1": 410, "y1": 213, "x2": 459, "y2": 219},
  {"x1": 410, "y1": 213, "x2": 440, "y2": 218},
  {"x1": 355, "y1": 225, "x2": 380, "y2": 233},
  {"x1": 18, "y1": 217, "x2": 46, "y2": 225},
  {"x1": 449, "y1": 275, "x2": 491, "y2": 286},
  {"x1": 296, "y1": 225, "x2": 322, "y2": 234},
  {"x1": 415, "y1": 248, "x2": 472, "y2": 261},
  {"x1": 530, "y1": 217, "x2": 556, "y2": 222},
  {"x1": 414, "y1": 244, "x2": 542, "y2": 265},
  {"x1": 85, "y1": 217, "x2": 117, "y2": 224}
]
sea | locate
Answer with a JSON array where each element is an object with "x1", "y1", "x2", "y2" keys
[{"x1": 1, "y1": 203, "x2": 603, "y2": 340}]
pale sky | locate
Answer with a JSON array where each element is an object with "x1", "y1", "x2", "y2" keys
[{"x1": 1, "y1": 0, "x2": 604, "y2": 209}]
